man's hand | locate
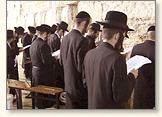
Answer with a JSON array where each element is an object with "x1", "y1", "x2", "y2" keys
[
  {"x1": 19, "y1": 47, "x2": 24, "y2": 52},
  {"x1": 130, "y1": 68, "x2": 138, "y2": 79}
]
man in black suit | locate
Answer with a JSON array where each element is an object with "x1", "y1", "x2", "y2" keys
[
  {"x1": 83, "y1": 11, "x2": 138, "y2": 109},
  {"x1": 60, "y1": 11, "x2": 92, "y2": 109},
  {"x1": 7, "y1": 30, "x2": 15, "y2": 78},
  {"x1": 47, "y1": 22, "x2": 68, "y2": 90},
  {"x1": 48, "y1": 21, "x2": 69, "y2": 53},
  {"x1": 86, "y1": 23, "x2": 101, "y2": 50},
  {"x1": 30, "y1": 24, "x2": 57, "y2": 109},
  {"x1": 21, "y1": 26, "x2": 36, "y2": 80},
  {"x1": 131, "y1": 26, "x2": 155, "y2": 109}
]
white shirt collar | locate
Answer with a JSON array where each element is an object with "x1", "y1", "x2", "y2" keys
[
  {"x1": 73, "y1": 28, "x2": 82, "y2": 34},
  {"x1": 7, "y1": 42, "x2": 11, "y2": 48},
  {"x1": 147, "y1": 39, "x2": 155, "y2": 42},
  {"x1": 38, "y1": 36, "x2": 45, "y2": 41}
]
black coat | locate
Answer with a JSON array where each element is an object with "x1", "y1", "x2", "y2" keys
[
  {"x1": 30, "y1": 37, "x2": 57, "y2": 109},
  {"x1": 21, "y1": 33, "x2": 32, "y2": 68},
  {"x1": 83, "y1": 42, "x2": 136, "y2": 109},
  {"x1": 131, "y1": 40, "x2": 155, "y2": 109},
  {"x1": 7, "y1": 43, "x2": 15, "y2": 76},
  {"x1": 10, "y1": 39, "x2": 19, "y2": 59},
  {"x1": 47, "y1": 33, "x2": 61, "y2": 52},
  {"x1": 60, "y1": 29, "x2": 88, "y2": 109},
  {"x1": 7, "y1": 42, "x2": 19, "y2": 96},
  {"x1": 47, "y1": 33, "x2": 64, "y2": 89},
  {"x1": 86, "y1": 35, "x2": 96, "y2": 50}
]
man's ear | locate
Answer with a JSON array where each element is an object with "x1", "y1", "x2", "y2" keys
[
  {"x1": 115, "y1": 33, "x2": 120, "y2": 42},
  {"x1": 81, "y1": 21, "x2": 87, "y2": 27}
]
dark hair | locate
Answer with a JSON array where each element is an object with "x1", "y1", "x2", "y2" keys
[
  {"x1": 89, "y1": 28, "x2": 97, "y2": 33},
  {"x1": 76, "y1": 11, "x2": 91, "y2": 18},
  {"x1": 76, "y1": 18, "x2": 90, "y2": 26},
  {"x1": 102, "y1": 27, "x2": 124, "y2": 40},
  {"x1": 75, "y1": 11, "x2": 91, "y2": 26}
]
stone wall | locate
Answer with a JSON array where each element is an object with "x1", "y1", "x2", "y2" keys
[{"x1": 7, "y1": 1, "x2": 155, "y2": 49}]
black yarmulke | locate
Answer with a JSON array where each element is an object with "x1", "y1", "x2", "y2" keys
[
  {"x1": 147, "y1": 26, "x2": 155, "y2": 32},
  {"x1": 76, "y1": 11, "x2": 90, "y2": 18}
]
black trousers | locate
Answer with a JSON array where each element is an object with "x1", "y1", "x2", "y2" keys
[{"x1": 32, "y1": 66, "x2": 56, "y2": 109}]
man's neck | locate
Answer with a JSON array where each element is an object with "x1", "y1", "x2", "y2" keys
[
  {"x1": 38, "y1": 35, "x2": 46, "y2": 41},
  {"x1": 74, "y1": 26, "x2": 83, "y2": 35},
  {"x1": 102, "y1": 38, "x2": 115, "y2": 48},
  {"x1": 55, "y1": 32, "x2": 61, "y2": 39}
]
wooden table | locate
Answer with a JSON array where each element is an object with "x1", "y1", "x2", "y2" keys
[{"x1": 7, "y1": 79, "x2": 64, "y2": 109}]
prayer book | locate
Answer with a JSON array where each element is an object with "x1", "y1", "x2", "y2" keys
[{"x1": 126, "y1": 55, "x2": 152, "y2": 73}]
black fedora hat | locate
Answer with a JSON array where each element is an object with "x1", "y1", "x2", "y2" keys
[
  {"x1": 147, "y1": 26, "x2": 155, "y2": 32},
  {"x1": 56, "y1": 21, "x2": 69, "y2": 32},
  {"x1": 14, "y1": 26, "x2": 25, "y2": 34},
  {"x1": 7, "y1": 30, "x2": 14, "y2": 38},
  {"x1": 51, "y1": 24, "x2": 57, "y2": 33},
  {"x1": 90, "y1": 23, "x2": 102, "y2": 32},
  {"x1": 28, "y1": 26, "x2": 36, "y2": 34},
  {"x1": 36, "y1": 24, "x2": 52, "y2": 33},
  {"x1": 96, "y1": 11, "x2": 134, "y2": 31}
]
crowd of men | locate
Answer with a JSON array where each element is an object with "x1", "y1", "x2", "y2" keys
[{"x1": 7, "y1": 10, "x2": 155, "y2": 109}]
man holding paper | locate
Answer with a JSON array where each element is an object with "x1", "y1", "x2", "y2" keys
[
  {"x1": 30, "y1": 24, "x2": 57, "y2": 109},
  {"x1": 131, "y1": 26, "x2": 155, "y2": 109},
  {"x1": 83, "y1": 11, "x2": 138, "y2": 109},
  {"x1": 21, "y1": 26, "x2": 36, "y2": 80}
]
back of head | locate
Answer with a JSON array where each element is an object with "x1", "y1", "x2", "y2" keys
[
  {"x1": 147, "y1": 26, "x2": 155, "y2": 40},
  {"x1": 14, "y1": 26, "x2": 24, "y2": 35},
  {"x1": 75, "y1": 11, "x2": 91, "y2": 25},
  {"x1": 36, "y1": 24, "x2": 52, "y2": 35},
  {"x1": 28, "y1": 26, "x2": 36, "y2": 34},
  {"x1": 102, "y1": 27, "x2": 124, "y2": 40},
  {"x1": 7, "y1": 29, "x2": 14, "y2": 41}
]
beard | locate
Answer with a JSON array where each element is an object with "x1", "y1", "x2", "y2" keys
[
  {"x1": 82, "y1": 27, "x2": 87, "y2": 35},
  {"x1": 115, "y1": 33, "x2": 124, "y2": 52}
]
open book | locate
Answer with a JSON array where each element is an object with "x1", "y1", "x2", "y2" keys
[{"x1": 126, "y1": 55, "x2": 152, "y2": 73}]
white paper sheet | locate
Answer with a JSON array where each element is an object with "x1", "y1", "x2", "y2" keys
[
  {"x1": 120, "y1": 47, "x2": 133, "y2": 54},
  {"x1": 23, "y1": 45, "x2": 31, "y2": 50},
  {"x1": 52, "y1": 49, "x2": 60, "y2": 57},
  {"x1": 126, "y1": 55, "x2": 152, "y2": 73}
]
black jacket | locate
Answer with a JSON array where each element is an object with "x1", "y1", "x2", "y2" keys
[
  {"x1": 131, "y1": 40, "x2": 155, "y2": 109},
  {"x1": 7, "y1": 43, "x2": 15, "y2": 75},
  {"x1": 30, "y1": 37, "x2": 56, "y2": 108},
  {"x1": 86, "y1": 35, "x2": 96, "y2": 50},
  {"x1": 47, "y1": 33, "x2": 61, "y2": 52},
  {"x1": 21, "y1": 33, "x2": 32, "y2": 68},
  {"x1": 60, "y1": 29, "x2": 88, "y2": 109},
  {"x1": 83, "y1": 42, "x2": 136, "y2": 109}
]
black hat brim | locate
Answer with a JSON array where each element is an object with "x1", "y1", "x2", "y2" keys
[
  {"x1": 96, "y1": 21, "x2": 134, "y2": 31},
  {"x1": 57, "y1": 23, "x2": 69, "y2": 32},
  {"x1": 36, "y1": 26, "x2": 52, "y2": 33}
]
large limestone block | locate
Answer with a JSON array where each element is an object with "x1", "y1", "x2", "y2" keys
[
  {"x1": 61, "y1": 4, "x2": 78, "y2": 31},
  {"x1": 78, "y1": 1, "x2": 102, "y2": 22},
  {"x1": 45, "y1": 9, "x2": 58, "y2": 26},
  {"x1": 26, "y1": 13, "x2": 35, "y2": 28}
]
